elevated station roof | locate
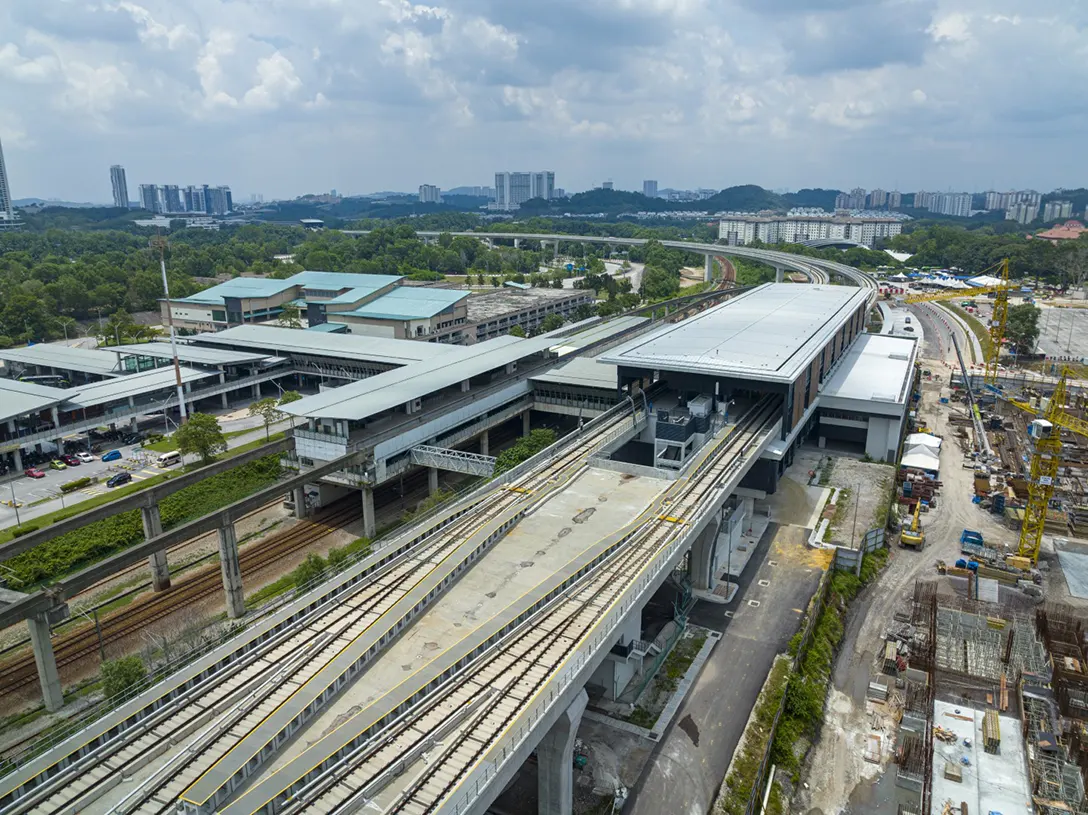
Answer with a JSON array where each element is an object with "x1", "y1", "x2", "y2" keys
[
  {"x1": 821, "y1": 333, "x2": 916, "y2": 406},
  {"x1": 60, "y1": 366, "x2": 217, "y2": 410},
  {"x1": 283, "y1": 334, "x2": 556, "y2": 421},
  {"x1": 109, "y1": 342, "x2": 276, "y2": 367},
  {"x1": 174, "y1": 277, "x2": 298, "y2": 305},
  {"x1": 190, "y1": 324, "x2": 461, "y2": 367},
  {"x1": 0, "y1": 344, "x2": 122, "y2": 377},
  {"x1": 531, "y1": 356, "x2": 618, "y2": 390},
  {"x1": 549, "y1": 315, "x2": 648, "y2": 356},
  {"x1": 599, "y1": 284, "x2": 868, "y2": 385},
  {"x1": 0, "y1": 379, "x2": 72, "y2": 423},
  {"x1": 336, "y1": 288, "x2": 469, "y2": 321}
]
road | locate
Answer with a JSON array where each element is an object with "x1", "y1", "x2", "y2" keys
[
  {"x1": 0, "y1": 411, "x2": 294, "y2": 532},
  {"x1": 627, "y1": 524, "x2": 826, "y2": 815}
]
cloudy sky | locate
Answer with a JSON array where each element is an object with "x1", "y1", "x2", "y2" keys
[{"x1": 1, "y1": 0, "x2": 1084, "y2": 202}]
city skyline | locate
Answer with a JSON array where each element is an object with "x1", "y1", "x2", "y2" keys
[{"x1": 1, "y1": 1, "x2": 1085, "y2": 201}]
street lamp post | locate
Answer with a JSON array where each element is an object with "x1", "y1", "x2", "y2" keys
[{"x1": 8, "y1": 480, "x2": 20, "y2": 527}]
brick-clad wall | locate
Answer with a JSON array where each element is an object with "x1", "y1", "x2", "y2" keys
[{"x1": 807, "y1": 357, "x2": 820, "y2": 405}]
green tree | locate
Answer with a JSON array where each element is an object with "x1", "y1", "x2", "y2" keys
[
  {"x1": 174, "y1": 412, "x2": 227, "y2": 464},
  {"x1": 101, "y1": 655, "x2": 147, "y2": 701},
  {"x1": 292, "y1": 553, "x2": 327, "y2": 588},
  {"x1": 539, "y1": 313, "x2": 564, "y2": 332},
  {"x1": 1005, "y1": 303, "x2": 1041, "y2": 356},
  {"x1": 277, "y1": 303, "x2": 302, "y2": 329},
  {"x1": 279, "y1": 390, "x2": 302, "y2": 406},
  {"x1": 572, "y1": 304, "x2": 595, "y2": 321},
  {"x1": 509, "y1": 325, "x2": 527, "y2": 338},
  {"x1": 640, "y1": 265, "x2": 681, "y2": 300},
  {"x1": 248, "y1": 397, "x2": 282, "y2": 441}
]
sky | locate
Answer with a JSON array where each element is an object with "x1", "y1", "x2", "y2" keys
[{"x1": 1, "y1": 0, "x2": 1085, "y2": 203}]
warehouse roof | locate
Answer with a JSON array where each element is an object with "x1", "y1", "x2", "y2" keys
[
  {"x1": 599, "y1": 284, "x2": 868, "y2": 384},
  {"x1": 0, "y1": 379, "x2": 72, "y2": 423},
  {"x1": 109, "y1": 342, "x2": 276, "y2": 367},
  {"x1": 821, "y1": 334, "x2": 917, "y2": 406},
  {"x1": 175, "y1": 277, "x2": 298, "y2": 305},
  {"x1": 173, "y1": 271, "x2": 402, "y2": 307},
  {"x1": 190, "y1": 324, "x2": 461, "y2": 367},
  {"x1": 0, "y1": 344, "x2": 123, "y2": 377},
  {"x1": 59, "y1": 366, "x2": 217, "y2": 409},
  {"x1": 336, "y1": 288, "x2": 469, "y2": 321},
  {"x1": 282, "y1": 335, "x2": 557, "y2": 421}
]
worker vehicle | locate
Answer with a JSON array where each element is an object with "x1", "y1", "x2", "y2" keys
[
  {"x1": 157, "y1": 451, "x2": 182, "y2": 467},
  {"x1": 900, "y1": 501, "x2": 926, "y2": 549}
]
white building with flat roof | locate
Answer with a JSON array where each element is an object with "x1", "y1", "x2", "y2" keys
[{"x1": 717, "y1": 212, "x2": 903, "y2": 247}]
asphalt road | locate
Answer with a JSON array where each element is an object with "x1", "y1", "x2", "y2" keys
[{"x1": 625, "y1": 523, "x2": 825, "y2": 815}]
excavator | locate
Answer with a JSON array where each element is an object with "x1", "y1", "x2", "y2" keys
[{"x1": 901, "y1": 499, "x2": 926, "y2": 549}]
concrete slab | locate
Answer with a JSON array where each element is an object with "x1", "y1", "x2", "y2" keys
[
  {"x1": 265, "y1": 466, "x2": 671, "y2": 772},
  {"x1": 929, "y1": 701, "x2": 1031, "y2": 815},
  {"x1": 1055, "y1": 539, "x2": 1088, "y2": 599}
]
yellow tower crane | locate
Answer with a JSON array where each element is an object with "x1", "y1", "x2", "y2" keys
[
  {"x1": 1002, "y1": 369, "x2": 1088, "y2": 563},
  {"x1": 903, "y1": 258, "x2": 1011, "y2": 386}
]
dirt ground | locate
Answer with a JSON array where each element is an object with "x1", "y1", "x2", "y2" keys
[
  {"x1": 794, "y1": 365, "x2": 1022, "y2": 815},
  {"x1": 825, "y1": 458, "x2": 894, "y2": 546}
]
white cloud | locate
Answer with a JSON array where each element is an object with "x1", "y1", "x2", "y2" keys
[
  {"x1": 112, "y1": 2, "x2": 196, "y2": 50},
  {"x1": 0, "y1": 43, "x2": 60, "y2": 82},
  {"x1": 195, "y1": 29, "x2": 238, "y2": 108},
  {"x1": 242, "y1": 52, "x2": 303, "y2": 110}
]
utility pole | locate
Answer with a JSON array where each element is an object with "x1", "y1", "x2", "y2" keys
[{"x1": 151, "y1": 235, "x2": 187, "y2": 424}]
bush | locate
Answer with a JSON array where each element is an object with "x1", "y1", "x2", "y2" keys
[
  {"x1": 493, "y1": 429, "x2": 557, "y2": 475},
  {"x1": 61, "y1": 477, "x2": 92, "y2": 493},
  {"x1": 4, "y1": 455, "x2": 282, "y2": 588},
  {"x1": 11, "y1": 525, "x2": 39, "y2": 538},
  {"x1": 291, "y1": 553, "x2": 327, "y2": 588},
  {"x1": 101, "y1": 655, "x2": 147, "y2": 701}
]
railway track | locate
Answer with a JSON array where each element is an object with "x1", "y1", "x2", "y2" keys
[
  {"x1": 0, "y1": 498, "x2": 360, "y2": 705},
  {"x1": 0, "y1": 405, "x2": 639, "y2": 815},
  {"x1": 254, "y1": 397, "x2": 783, "y2": 815}
]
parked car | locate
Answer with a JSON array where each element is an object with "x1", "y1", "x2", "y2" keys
[
  {"x1": 101, "y1": 450, "x2": 123, "y2": 462},
  {"x1": 49, "y1": 459, "x2": 67, "y2": 470},
  {"x1": 122, "y1": 432, "x2": 145, "y2": 445},
  {"x1": 60, "y1": 454, "x2": 81, "y2": 467},
  {"x1": 76, "y1": 452, "x2": 96, "y2": 463},
  {"x1": 23, "y1": 467, "x2": 45, "y2": 479},
  {"x1": 106, "y1": 472, "x2": 132, "y2": 488}
]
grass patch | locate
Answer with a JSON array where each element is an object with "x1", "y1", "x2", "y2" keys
[
  {"x1": 937, "y1": 302, "x2": 991, "y2": 362},
  {"x1": 141, "y1": 427, "x2": 258, "y2": 453},
  {"x1": 245, "y1": 536, "x2": 373, "y2": 608},
  {"x1": 719, "y1": 657, "x2": 791, "y2": 815},
  {"x1": 817, "y1": 458, "x2": 835, "y2": 487}
]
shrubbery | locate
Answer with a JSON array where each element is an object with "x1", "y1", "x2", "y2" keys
[
  {"x1": 494, "y1": 429, "x2": 557, "y2": 475},
  {"x1": 5, "y1": 455, "x2": 282, "y2": 588},
  {"x1": 60, "y1": 477, "x2": 92, "y2": 493}
]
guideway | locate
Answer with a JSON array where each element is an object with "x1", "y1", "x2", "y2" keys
[
  {"x1": 220, "y1": 397, "x2": 783, "y2": 815},
  {"x1": 0, "y1": 399, "x2": 642, "y2": 815}
]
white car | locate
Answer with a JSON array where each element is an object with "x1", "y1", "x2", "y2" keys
[{"x1": 76, "y1": 452, "x2": 96, "y2": 463}]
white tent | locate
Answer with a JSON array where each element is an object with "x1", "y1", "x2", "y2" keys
[
  {"x1": 901, "y1": 444, "x2": 940, "y2": 473},
  {"x1": 968, "y1": 274, "x2": 1003, "y2": 288},
  {"x1": 905, "y1": 432, "x2": 942, "y2": 451}
]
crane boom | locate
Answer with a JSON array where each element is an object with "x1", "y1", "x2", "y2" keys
[{"x1": 952, "y1": 332, "x2": 992, "y2": 460}]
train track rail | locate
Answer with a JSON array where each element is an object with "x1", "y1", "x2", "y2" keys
[
  {"x1": 260, "y1": 397, "x2": 783, "y2": 815},
  {"x1": 0, "y1": 499, "x2": 360, "y2": 705},
  {"x1": 0, "y1": 406, "x2": 639, "y2": 815}
]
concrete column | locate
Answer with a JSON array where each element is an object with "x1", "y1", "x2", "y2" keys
[
  {"x1": 514, "y1": 237, "x2": 521, "y2": 249},
  {"x1": 480, "y1": 429, "x2": 489, "y2": 456},
  {"x1": 361, "y1": 487, "x2": 376, "y2": 538},
  {"x1": 251, "y1": 383, "x2": 260, "y2": 399},
  {"x1": 28, "y1": 614, "x2": 63, "y2": 712},
  {"x1": 217, "y1": 523, "x2": 245, "y2": 619},
  {"x1": 428, "y1": 467, "x2": 439, "y2": 495},
  {"x1": 553, "y1": 240, "x2": 559, "y2": 260},
  {"x1": 775, "y1": 266, "x2": 784, "y2": 283},
  {"x1": 142, "y1": 504, "x2": 170, "y2": 591},
  {"x1": 522, "y1": 411, "x2": 531, "y2": 436},
  {"x1": 537, "y1": 688, "x2": 589, "y2": 815},
  {"x1": 221, "y1": 392, "x2": 229, "y2": 409},
  {"x1": 292, "y1": 486, "x2": 308, "y2": 519},
  {"x1": 689, "y1": 516, "x2": 721, "y2": 591},
  {"x1": 12, "y1": 447, "x2": 22, "y2": 472},
  {"x1": 704, "y1": 254, "x2": 714, "y2": 282}
]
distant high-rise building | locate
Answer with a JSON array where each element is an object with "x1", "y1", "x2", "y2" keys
[
  {"x1": 868, "y1": 189, "x2": 888, "y2": 208},
  {"x1": 887, "y1": 191, "x2": 902, "y2": 209},
  {"x1": 643, "y1": 180, "x2": 658, "y2": 199},
  {"x1": 1043, "y1": 200, "x2": 1074, "y2": 222},
  {"x1": 203, "y1": 185, "x2": 232, "y2": 216},
  {"x1": 0, "y1": 136, "x2": 13, "y2": 224},
  {"x1": 418, "y1": 184, "x2": 442, "y2": 204},
  {"x1": 834, "y1": 192, "x2": 849, "y2": 210},
  {"x1": 138, "y1": 184, "x2": 161, "y2": 213},
  {"x1": 162, "y1": 184, "x2": 183, "y2": 214},
  {"x1": 848, "y1": 187, "x2": 867, "y2": 209},
  {"x1": 184, "y1": 185, "x2": 203, "y2": 213},
  {"x1": 1006, "y1": 201, "x2": 1040, "y2": 225},
  {"x1": 493, "y1": 171, "x2": 555, "y2": 211},
  {"x1": 600, "y1": 181, "x2": 614, "y2": 191},
  {"x1": 932, "y1": 192, "x2": 971, "y2": 217},
  {"x1": 110, "y1": 165, "x2": 129, "y2": 209}
]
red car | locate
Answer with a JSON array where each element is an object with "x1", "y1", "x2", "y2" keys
[
  {"x1": 60, "y1": 454, "x2": 81, "y2": 467},
  {"x1": 24, "y1": 467, "x2": 46, "y2": 479}
]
